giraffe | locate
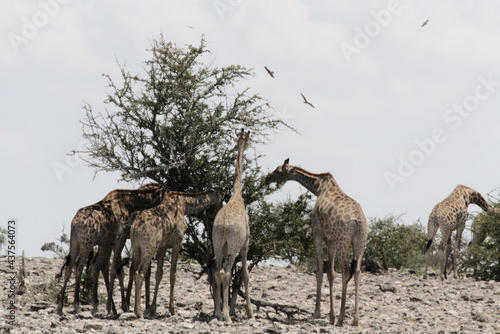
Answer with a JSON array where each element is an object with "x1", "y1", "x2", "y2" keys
[
  {"x1": 106, "y1": 183, "x2": 167, "y2": 315},
  {"x1": 56, "y1": 185, "x2": 166, "y2": 315},
  {"x1": 130, "y1": 190, "x2": 222, "y2": 318},
  {"x1": 424, "y1": 184, "x2": 490, "y2": 280},
  {"x1": 212, "y1": 128, "x2": 253, "y2": 323},
  {"x1": 265, "y1": 159, "x2": 367, "y2": 326}
]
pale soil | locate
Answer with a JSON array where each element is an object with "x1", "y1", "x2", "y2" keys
[{"x1": 1, "y1": 256, "x2": 499, "y2": 333}]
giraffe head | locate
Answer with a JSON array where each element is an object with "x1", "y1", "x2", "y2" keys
[
  {"x1": 265, "y1": 158, "x2": 292, "y2": 185},
  {"x1": 236, "y1": 128, "x2": 251, "y2": 151}
]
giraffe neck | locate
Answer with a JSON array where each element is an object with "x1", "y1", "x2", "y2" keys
[
  {"x1": 108, "y1": 188, "x2": 164, "y2": 215},
  {"x1": 171, "y1": 191, "x2": 219, "y2": 216},
  {"x1": 468, "y1": 191, "x2": 490, "y2": 211},
  {"x1": 233, "y1": 138, "x2": 245, "y2": 196},
  {"x1": 288, "y1": 167, "x2": 327, "y2": 196}
]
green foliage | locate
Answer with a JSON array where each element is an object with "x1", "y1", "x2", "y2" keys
[
  {"x1": 248, "y1": 193, "x2": 314, "y2": 266},
  {"x1": 79, "y1": 269, "x2": 94, "y2": 305},
  {"x1": 462, "y1": 204, "x2": 500, "y2": 281},
  {"x1": 364, "y1": 215, "x2": 429, "y2": 273},
  {"x1": 41, "y1": 226, "x2": 69, "y2": 258},
  {"x1": 82, "y1": 34, "x2": 289, "y2": 188}
]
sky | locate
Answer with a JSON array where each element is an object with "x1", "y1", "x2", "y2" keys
[{"x1": 1, "y1": 0, "x2": 500, "y2": 257}]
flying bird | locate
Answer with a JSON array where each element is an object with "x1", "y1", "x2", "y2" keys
[
  {"x1": 264, "y1": 66, "x2": 275, "y2": 78},
  {"x1": 301, "y1": 93, "x2": 315, "y2": 109},
  {"x1": 421, "y1": 19, "x2": 429, "y2": 27}
]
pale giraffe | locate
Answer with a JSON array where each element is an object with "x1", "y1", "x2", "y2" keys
[
  {"x1": 130, "y1": 190, "x2": 222, "y2": 318},
  {"x1": 424, "y1": 184, "x2": 490, "y2": 280},
  {"x1": 212, "y1": 129, "x2": 253, "y2": 322},
  {"x1": 57, "y1": 186, "x2": 166, "y2": 315},
  {"x1": 265, "y1": 159, "x2": 367, "y2": 326},
  {"x1": 106, "y1": 183, "x2": 167, "y2": 315}
]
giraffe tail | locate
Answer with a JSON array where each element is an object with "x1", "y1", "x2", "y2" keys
[
  {"x1": 85, "y1": 250, "x2": 94, "y2": 273},
  {"x1": 347, "y1": 259, "x2": 357, "y2": 283},
  {"x1": 117, "y1": 257, "x2": 130, "y2": 278},
  {"x1": 425, "y1": 215, "x2": 439, "y2": 254},
  {"x1": 424, "y1": 239, "x2": 433, "y2": 254},
  {"x1": 55, "y1": 254, "x2": 71, "y2": 280}
]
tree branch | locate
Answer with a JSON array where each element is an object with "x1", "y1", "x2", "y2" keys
[{"x1": 238, "y1": 290, "x2": 310, "y2": 320}]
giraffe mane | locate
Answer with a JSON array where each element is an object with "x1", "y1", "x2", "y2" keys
[
  {"x1": 292, "y1": 165, "x2": 332, "y2": 179},
  {"x1": 165, "y1": 190, "x2": 215, "y2": 198}
]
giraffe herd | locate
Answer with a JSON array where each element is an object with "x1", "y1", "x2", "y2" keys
[{"x1": 57, "y1": 128, "x2": 492, "y2": 327}]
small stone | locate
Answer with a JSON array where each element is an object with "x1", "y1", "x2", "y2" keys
[
  {"x1": 84, "y1": 323, "x2": 103, "y2": 331},
  {"x1": 379, "y1": 283, "x2": 397, "y2": 293}
]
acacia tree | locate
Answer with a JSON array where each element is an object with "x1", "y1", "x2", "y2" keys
[{"x1": 81, "y1": 34, "x2": 293, "y2": 315}]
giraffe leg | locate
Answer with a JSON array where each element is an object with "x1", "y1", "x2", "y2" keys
[
  {"x1": 133, "y1": 248, "x2": 148, "y2": 319},
  {"x1": 125, "y1": 256, "x2": 136, "y2": 312},
  {"x1": 214, "y1": 254, "x2": 223, "y2": 321},
  {"x1": 150, "y1": 249, "x2": 167, "y2": 317},
  {"x1": 351, "y1": 258, "x2": 362, "y2": 326},
  {"x1": 440, "y1": 231, "x2": 452, "y2": 280},
  {"x1": 117, "y1": 260, "x2": 127, "y2": 313},
  {"x1": 92, "y1": 246, "x2": 112, "y2": 314},
  {"x1": 72, "y1": 254, "x2": 86, "y2": 314},
  {"x1": 169, "y1": 243, "x2": 182, "y2": 316},
  {"x1": 107, "y1": 239, "x2": 126, "y2": 315},
  {"x1": 134, "y1": 269, "x2": 145, "y2": 318},
  {"x1": 90, "y1": 248, "x2": 101, "y2": 314},
  {"x1": 100, "y1": 249, "x2": 115, "y2": 315},
  {"x1": 241, "y1": 240, "x2": 254, "y2": 320},
  {"x1": 57, "y1": 253, "x2": 76, "y2": 315},
  {"x1": 145, "y1": 261, "x2": 152, "y2": 310},
  {"x1": 424, "y1": 217, "x2": 439, "y2": 279},
  {"x1": 326, "y1": 244, "x2": 336, "y2": 325},
  {"x1": 453, "y1": 221, "x2": 466, "y2": 279},
  {"x1": 213, "y1": 236, "x2": 226, "y2": 321},
  {"x1": 444, "y1": 238, "x2": 452, "y2": 279},
  {"x1": 351, "y1": 232, "x2": 366, "y2": 327},
  {"x1": 214, "y1": 270, "x2": 222, "y2": 321},
  {"x1": 222, "y1": 253, "x2": 236, "y2": 323},
  {"x1": 312, "y1": 233, "x2": 324, "y2": 319},
  {"x1": 337, "y1": 251, "x2": 350, "y2": 327}
]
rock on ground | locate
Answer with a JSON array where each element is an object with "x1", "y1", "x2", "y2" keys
[{"x1": 0, "y1": 256, "x2": 499, "y2": 333}]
